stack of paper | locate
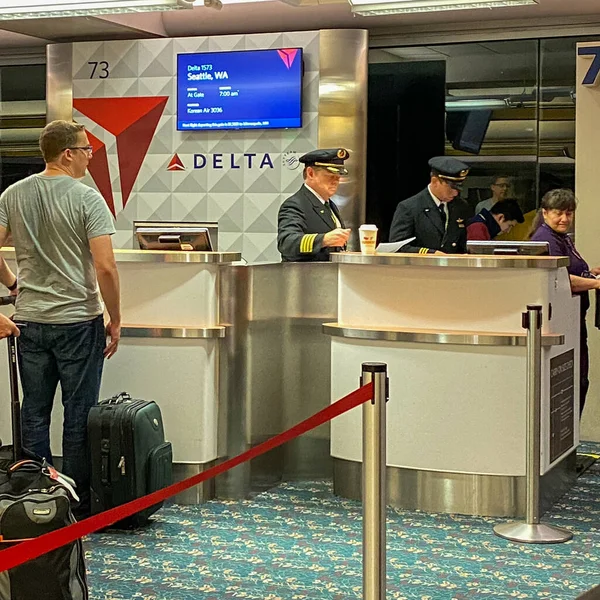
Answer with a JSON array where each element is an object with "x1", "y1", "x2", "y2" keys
[{"x1": 375, "y1": 237, "x2": 416, "y2": 253}]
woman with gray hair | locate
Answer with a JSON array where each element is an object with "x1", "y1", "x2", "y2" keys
[{"x1": 530, "y1": 189, "x2": 600, "y2": 415}]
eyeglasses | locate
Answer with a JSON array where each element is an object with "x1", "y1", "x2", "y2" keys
[{"x1": 63, "y1": 146, "x2": 93, "y2": 154}]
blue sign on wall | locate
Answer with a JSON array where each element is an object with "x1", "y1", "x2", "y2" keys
[{"x1": 176, "y1": 48, "x2": 303, "y2": 131}]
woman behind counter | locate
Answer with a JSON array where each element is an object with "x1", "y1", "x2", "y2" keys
[{"x1": 530, "y1": 188, "x2": 600, "y2": 416}]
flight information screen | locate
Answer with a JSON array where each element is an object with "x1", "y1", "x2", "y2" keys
[{"x1": 176, "y1": 48, "x2": 303, "y2": 131}]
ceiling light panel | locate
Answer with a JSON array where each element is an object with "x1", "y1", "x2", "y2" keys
[
  {"x1": 0, "y1": 0, "x2": 194, "y2": 20},
  {"x1": 350, "y1": 0, "x2": 538, "y2": 17}
]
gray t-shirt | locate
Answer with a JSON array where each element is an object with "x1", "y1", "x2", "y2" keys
[
  {"x1": 475, "y1": 197, "x2": 496, "y2": 215},
  {"x1": 0, "y1": 174, "x2": 116, "y2": 324}
]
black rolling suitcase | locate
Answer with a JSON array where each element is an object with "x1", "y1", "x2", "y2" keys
[
  {"x1": 88, "y1": 392, "x2": 173, "y2": 528},
  {"x1": 0, "y1": 328, "x2": 88, "y2": 600}
]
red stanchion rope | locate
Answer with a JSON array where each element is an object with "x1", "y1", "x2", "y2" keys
[{"x1": 0, "y1": 381, "x2": 373, "y2": 572}]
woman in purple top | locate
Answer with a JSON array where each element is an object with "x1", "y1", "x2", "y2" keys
[{"x1": 530, "y1": 189, "x2": 600, "y2": 415}]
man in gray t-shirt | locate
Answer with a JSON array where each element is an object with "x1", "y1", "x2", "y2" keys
[
  {"x1": 0, "y1": 120, "x2": 121, "y2": 519},
  {"x1": 474, "y1": 175, "x2": 512, "y2": 215}
]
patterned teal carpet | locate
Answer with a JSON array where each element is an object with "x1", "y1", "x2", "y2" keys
[{"x1": 86, "y1": 455, "x2": 600, "y2": 600}]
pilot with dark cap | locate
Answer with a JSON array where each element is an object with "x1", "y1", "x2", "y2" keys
[
  {"x1": 277, "y1": 148, "x2": 351, "y2": 262},
  {"x1": 389, "y1": 156, "x2": 471, "y2": 254}
]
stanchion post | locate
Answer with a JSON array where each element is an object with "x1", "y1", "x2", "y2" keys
[
  {"x1": 361, "y1": 362, "x2": 387, "y2": 600},
  {"x1": 493, "y1": 305, "x2": 572, "y2": 544}
]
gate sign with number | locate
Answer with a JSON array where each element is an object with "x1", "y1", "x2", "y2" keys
[
  {"x1": 579, "y1": 46, "x2": 600, "y2": 86},
  {"x1": 88, "y1": 61, "x2": 110, "y2": 79}
]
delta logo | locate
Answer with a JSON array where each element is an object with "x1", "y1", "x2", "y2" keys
[
  {"x1": 167, "y1": 154, "x2": 185, "y2": 171},
  {"x1": 166, "y1": 153, "x2": 276, "y2": 170},
  {"x1": 73, "y1": 96, "x2": 168, "y2": 217},
  {"x1": 277, "y1": 49, "x2": 299, "y2": 70}
]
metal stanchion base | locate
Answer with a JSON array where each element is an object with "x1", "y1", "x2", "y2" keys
[{"x1": 493, "y1": 522, "x2": 573, "y2": 544}]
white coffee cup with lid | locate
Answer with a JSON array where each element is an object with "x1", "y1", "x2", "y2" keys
[{"x1": 359, "y1": 224, "x2": 378, "y2": 255}]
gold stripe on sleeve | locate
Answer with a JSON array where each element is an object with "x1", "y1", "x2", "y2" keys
[{"x1": 300, "y1": 234, "x2": 317, "y2": 254}]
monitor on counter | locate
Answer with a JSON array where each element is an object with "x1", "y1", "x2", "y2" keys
[
  {"x1": 176, "y1": 47, "x2": 303, "y2": 131},
  {"x1": 134, "y1": 221, "x2": 218, "y2": 252},
  {"x1": 467, "y1": 240, "x2": 549, "y2": 256}
]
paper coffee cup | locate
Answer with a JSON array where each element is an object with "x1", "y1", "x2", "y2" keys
[{"x1": 359, "y1": 224, "x2": 378, "y2": 255}]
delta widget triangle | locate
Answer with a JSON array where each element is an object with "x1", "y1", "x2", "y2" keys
[
  {"x1": 74, "y1": 97, "x2": 168, "y2": 209},
  {"x1": 277, "y1": 49, "x2": 298, "y2": 69},
  {"x1": 168, "y1": 154, "x2": 185, "y2": 171},
  {"x1": 73, "y1": 97, "x2": 168, "y2": 137},
  {"x1": 85, "y1": 130, "x2": 115, "y2": 217}
]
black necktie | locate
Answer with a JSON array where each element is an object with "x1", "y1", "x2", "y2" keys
[{"x1": 438, "y1": 203, "x2": 447, "y2": 226}]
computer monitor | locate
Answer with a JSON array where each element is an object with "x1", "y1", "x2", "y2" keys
[
  {"x1": 176, "y1": 48, "x2": 303, "y2": 132},
  {"x1": 134, "y1": 221, "x2": 218, "y2": 251},
  {"x1": 467, "y1": 240, "x2": 550, "y2": 256}
]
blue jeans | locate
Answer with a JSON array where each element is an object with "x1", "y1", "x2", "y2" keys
[{"x1": 15, "y1": 315, "x2": 105, "y2": 511}]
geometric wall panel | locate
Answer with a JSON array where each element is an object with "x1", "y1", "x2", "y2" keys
[
  {"x1": 70, "y1": 31, "x2": 320, "y2": 262},
  {"x1": 244, "y1": 193, "x2": 281, "y2": 234}
]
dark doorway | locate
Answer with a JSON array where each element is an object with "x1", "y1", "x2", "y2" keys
[
  {"x1": 0, "y1": 157, "x2": 45, "y2": 194},
  {"x1": 366, "y1": 61, "x2": 446, "y2": 242}
]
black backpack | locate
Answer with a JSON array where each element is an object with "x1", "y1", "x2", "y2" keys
[{"x1": 0, "y1": 459, "x2": 89, "y2": 600}]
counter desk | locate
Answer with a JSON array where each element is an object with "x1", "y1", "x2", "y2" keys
[
  {"x1": 326, "y1": 252, "x2": 580, "y2": 517},
  {"x1": 0, "y1": 249, "x2": 582, "y2": 514},
  {"x1": 0, "y1": 248, "x2": 240, "y2": 504}
]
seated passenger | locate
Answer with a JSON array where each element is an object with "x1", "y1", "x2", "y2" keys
[{"x1": 467, "y1": 199, "x2": 524, "y2": 241}]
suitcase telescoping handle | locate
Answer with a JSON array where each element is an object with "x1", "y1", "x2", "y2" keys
[
  {"x1": 0, "y1": 295, "x2": 21, "y2": 462},
  {"x1": 8, "y1": 335, "x2": 22, "y2": 461}
]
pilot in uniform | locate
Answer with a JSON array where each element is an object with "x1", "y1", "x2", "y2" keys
[
  {"x1": 277, "y1": 148, "x2": 351, "y2": 262},
  {"x1": 389, "y1": 156, "x2": 471, "y2": 254}
]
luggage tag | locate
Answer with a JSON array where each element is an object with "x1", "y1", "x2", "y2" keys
[
  {"x1": 55, "y1": 474, "x2": 79, "y2": 502},
  {"x1": 44, "y1": 464, "x2": 80, "y2": 502}
]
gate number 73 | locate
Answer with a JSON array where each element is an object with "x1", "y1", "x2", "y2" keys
[{"x1": 579, "y1": 47, "x2": 600, "y2": 86}]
